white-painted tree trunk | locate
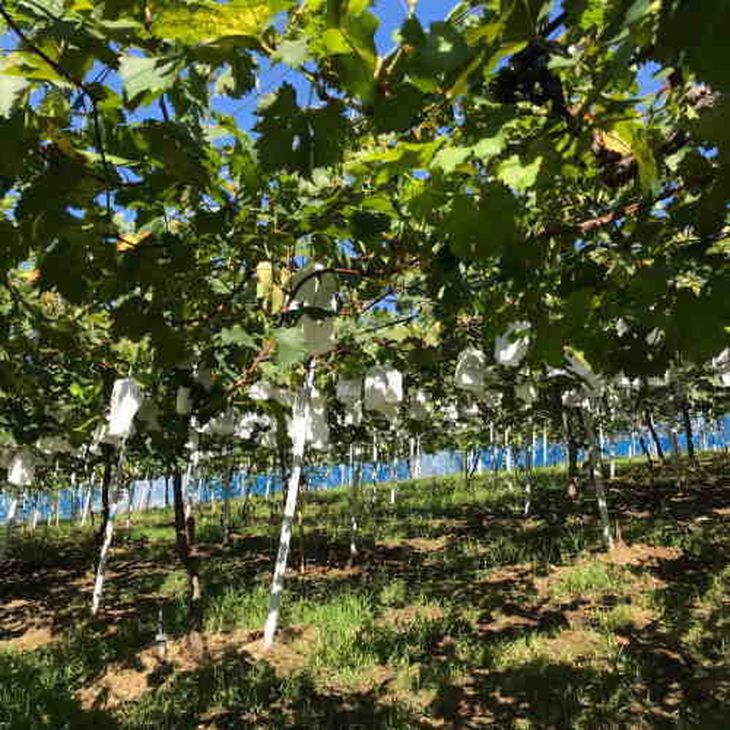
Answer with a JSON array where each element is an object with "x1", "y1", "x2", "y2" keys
[
  {"x1": 348, "y1": 443, "x2": 355, "y2": 487},
  {"x1": 0, "y1": 497, "x2": 19, "y2": 560},
  {"x1": 30, "y1": 501, "x2": 40, "y2": 532},
  {"x1": 91, "y1": 495, "x2": 123, "y2": 615},
  {"x1": 348, "y1": 448, "x2": 362, "y2": 568},
  {"x1": 505, "y1": 428, "x2": 513, "y2": 473},
  {"x1": 263, "y1": 361, "x2": 316, "y2": 649},
  {"x1": 370, "y1": 432, "x2": 378, "y2": 503},
  {"x1": 531, "y1": 427, "x2": 537, "y2": 472},
  {"x1": 91, "y1": 443, "x2": 128, "y2": 616},
  {"x1": 78, "y1": 457, "x2": 92, "y2": 524},
  {"x1": 207, "y1": 472, "x2": 216, "y2": 513},
  {"x1": 523, "y1": 429, "x2": 533, "y2": 517},
  {"x1": 184, "y1": 459, "x2": 196, "y2": 529},
  {"x1": 81, "y1": 486, "x2": 93, "y2": 526},
  {"x1": 385, "y1": 443, "x2": 395, "y2": 505},
  {"x1": 600, "y1": 425, "x2": 617, "y2": 478},
  {"x1": 221, "y1": 462, "x2": 232, "y2": 544},
  {"x1": 523, "y1": 481, "x2": 532, "y2": 516},
  {"x1": 700, "y1": 417, "x2": 708, "y2": 451},
  {"x1": 144, "y1": 478, "x2": 154, "y2": 512},
  {"x1": 125, "y1": 482, "x2": 135, "y2": 529},
  {"x1": 542, "y1": 424, "x2": 548, "y2": 467},
  {"x1": 489, "y1": 423, "x2": 499, "y2": 485},
  {"x1": 196, "y1": 473, "x2": 204, "y2": 505},
  {"x1": 598, "y1": 424, "x2": 605, "y2": 458},
  {"x1": 584, "y1": 411, "x2": 614, "y2": 550}
]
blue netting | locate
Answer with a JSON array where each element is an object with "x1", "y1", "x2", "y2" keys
[{"x1": 1, "y1": 415, "x2": 728, "y2": 523}]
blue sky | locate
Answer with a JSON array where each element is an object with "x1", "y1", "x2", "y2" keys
[
  {"x1": 216, "y1": 0, "x2": 453, "y2": 130},
  {"x1": 217, "y1": 1, "x2": 662, "y2": 131},
  {"x1": 373, "y1": 0, "x2": 450, "y2": 50},
  {"x1": 3, "y1": 1, "x2": 663, "y2": 128}
]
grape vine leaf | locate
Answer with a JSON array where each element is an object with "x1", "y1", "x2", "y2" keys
[
  {"x1": 119, "y1": 55, "x2": 181, "y2": 105},
  {"x1": 255, "y1": 84, "x2": 347, "y2": 176},
  {"x1": 273, "y1": 326, "x2": 309, "y2": 367},
  {"x1": 445, "y1": 184, "x2": 518, "y2": 261},
  {"x1": 151, "y1": 1, "x2": 290, "y2": 43},
  {"x1": 656, "y1": 0, "x2": 730, "y2": 93}
]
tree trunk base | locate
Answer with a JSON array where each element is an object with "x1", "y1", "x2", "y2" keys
[{"x1": 182, "y1": 630, "x2": 205, "y2": 660}]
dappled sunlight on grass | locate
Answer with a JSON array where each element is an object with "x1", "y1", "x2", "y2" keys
[{"x1": 1, "y1": 454, "x2": 729, "y2": 727}]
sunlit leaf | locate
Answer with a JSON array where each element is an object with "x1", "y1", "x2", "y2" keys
[{"x1": 152, "y1": 0, "x2": 291, "y2": 43}]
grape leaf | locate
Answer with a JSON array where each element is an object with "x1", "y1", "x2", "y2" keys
[
  {"x1": 255, "y1": 84, "x2": 347, "y2": 176},
  {"x1": 656, "y1": 0, "x2": 730, "y2": 92},
  {"x1": 497, "y1": 154, "x2": 543, "y2": 193},
  {"x1": 275, "y1": 38, "x2": 310, "y2": 67},
  {"x1": 119, "y1": 55, "x2": 180, "y2": 105},
  {"x1": 151, "y1": 0, "x2": 291, "y2": 43},
  {"x1": 445, "y1": 184, "x2": 517, "y2": 261},
  {"x1": 273, "y1": 327, "x2": 308, "y2": 367},
  {"x1": 218, "y1": 325, "x2": 256, "y2": 349}
]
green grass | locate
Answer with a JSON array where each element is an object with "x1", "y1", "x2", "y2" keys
[
  {"x1": 549, "y1": 561, "x2": 625, "y2": 600},
  {"x1": 291, "y1": 592, "x2": 377, "y2": 679},
  {"x1": 491, "y1": 628, "x2": 618, "y2": 669},
  {"x1": 204, "y1": 584, "x2": 270, "y2": 634},
  {"x1": 1, "y1": 454, "x2": 729, "y2": 728}
]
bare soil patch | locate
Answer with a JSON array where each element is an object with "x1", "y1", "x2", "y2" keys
[
  {"x1": 0, "y1": 624, "x2": 55, "y2": 651},
  {"x1": 379, "y1": 604, "x2": 444, "y2": 628},
  {"x1": 80, "y1": 624, "x2": 315, "y2": 711},
  {"x1": 381, "y1": 536, "x2": 449, "y2": 552},
  {"x1": 601, "y1": 543, "x2": 681, "y2": 569}
]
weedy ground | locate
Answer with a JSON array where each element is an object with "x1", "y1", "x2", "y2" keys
[{"x1": 1, "y1": 453, "x2": 729, "y2": 728}]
